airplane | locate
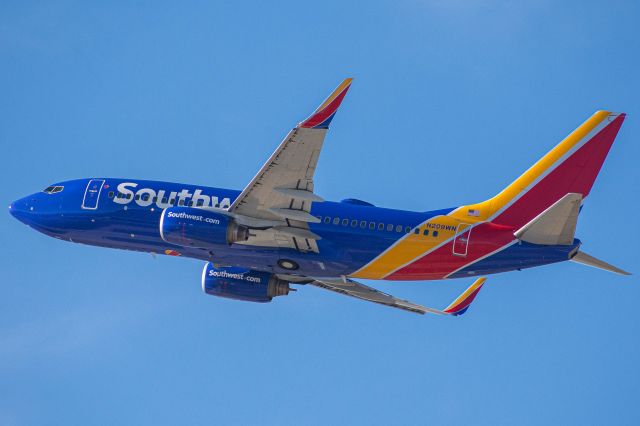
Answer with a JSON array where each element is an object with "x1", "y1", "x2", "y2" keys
[{"x1": 8, "y1": 78, "x2": 631, "y2": 315}]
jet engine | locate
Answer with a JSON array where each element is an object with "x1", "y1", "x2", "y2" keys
[
  {"x1": 160, "y1": 206, "x2": 249, "y2": 248},
  {"x1": 201, "y1": 263, "x2": 292, "y2": 303}
]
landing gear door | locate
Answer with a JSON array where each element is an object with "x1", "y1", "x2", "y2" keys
[
  {"x1": 453, "y1": 223, "x2": 472, "y2": 257},
  {"x1": 82, "y1": 179, "x2": 105, "y2": 210}
]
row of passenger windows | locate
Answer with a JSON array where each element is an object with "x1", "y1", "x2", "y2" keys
[
  {"x1": 108, "y1": 192, "x2": 223, "y2": 208},
  {"x1": 316, "y1": 216, "x2": 439, "y2": 237},
  {"x1": 107, "y1": 191, "x2": 440, "y2": 237}
]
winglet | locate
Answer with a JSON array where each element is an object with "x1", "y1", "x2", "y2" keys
[
  {"x1": 442, "y1": 277, "x2": 486, "y2": 316},
  {"x1": 299, "y1": 78, "x2": 353, "y2": 129}
]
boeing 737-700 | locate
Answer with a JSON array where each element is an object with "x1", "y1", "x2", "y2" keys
[{"x1": 9, "y1": 79, "x2": 630, "y2": 315}]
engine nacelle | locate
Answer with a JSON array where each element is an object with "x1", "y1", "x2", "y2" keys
[
  {"x1": 201, "y1": 263, "x2": 291, "y2": 303},
  {"x1": 160, "y1": 207, "x2": 249, "y2": 248}
]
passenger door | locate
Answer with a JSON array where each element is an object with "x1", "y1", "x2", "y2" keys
[
  {"x1": 453, "y1": 223, "x2": 472, "y2": 256},
  {"x1": 82, "y1": 179, "x2": 105, "y2": 210}
]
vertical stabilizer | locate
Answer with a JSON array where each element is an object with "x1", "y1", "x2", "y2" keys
[{"x1": 452, "y1": 111, "x2": 626, "y2": 229}]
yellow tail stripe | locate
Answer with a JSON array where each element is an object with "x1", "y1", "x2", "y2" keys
[
  {"x1": 351, "y1": 111, "x2": 611, "y2": 280},
  {"x1": 449, "y1": 110, "x2": 611, "y2": 222}
]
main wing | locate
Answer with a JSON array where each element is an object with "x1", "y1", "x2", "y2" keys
[
  {"x1": 309, "y1": 277, "x2": 487, "y2": 315},
  {"x1": 228, "y1": 78, "x2": 353, "y2": 253}
]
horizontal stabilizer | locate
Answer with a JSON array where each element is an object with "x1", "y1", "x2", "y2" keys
[
  {"x1": 514, "y1": 193, "x2": 582, "y2": 245},
  {"x1": 571, "y1": 251, "x2": 631, "y2": 276},
  {"x1": 308, "y1": 276, "x2": 486, "y2": 316}
]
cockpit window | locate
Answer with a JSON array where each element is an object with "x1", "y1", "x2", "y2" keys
[{"x1": 43, "y1": 186, "x2": 64, "y2": 194}]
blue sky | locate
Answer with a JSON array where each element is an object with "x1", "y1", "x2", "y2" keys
[{"x1": 1, "y1": 1, "x2": 639, "y2": 425}]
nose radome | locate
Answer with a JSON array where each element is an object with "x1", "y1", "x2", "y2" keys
[
  {"x1": 9, "y1": 199, "x2": 21, "y2": 218},
  {"x1": 8, "y1": 197, "x2": 31, "y2": 224}
]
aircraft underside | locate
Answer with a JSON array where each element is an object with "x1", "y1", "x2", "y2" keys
[{"x1": 39, "y1": 204, "x2": 580, "y2": 281}]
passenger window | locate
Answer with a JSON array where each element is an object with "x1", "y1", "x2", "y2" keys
[
  {"x1": 324, "y1": 217, "x2": 331, "y2": 224},
  {"x1": 369, "y1": 222, "x2": 375, "y2": 230},
  {"x1": 178, "y1": 200, "x2": 185, "y2": 206},
  {"x1": 134, "y1": 194, "x2": 140, "y2": 200},
  {"x1": 360, "y1": 221, "x2": 367, "y2": 228},
  {"x1": 141, "y1": 194, "x2": 149, "y2": 201},
  {"x1": 162, "y1": 197, "x2": 168, "y2": 203},
  {"x1": 197, "y1": 199, "x2": 204, "y2": 207},
  {"x1": 188, "y1": 201, "x2": 194, "y2": 206},
  {"x1": 396, "y1": 225, "x2": 403, "y2": 233},
  {"x1": 378, "y1": 223, "x2": 384, "y2": 231},
  {"x1": 423, "y1": 229, "x2": 429, "y2": 236},
  {"x1": 152, "y1": 197, "x2": 158, "y2": 203},
  {"x1": 170, "y1": 199, "x2": 176, "y2": 205},
  {"x1": 350, "y1": 219, "x2": 357, "y2": 227},
  {"x1": 342, "y1": 219, "x2": 348, "y2": 226},
  {"x1": 108, "y1": 191, "x2": 114, "y2": 198},
  {"x1": 433, "y1": 231, "x2": 439, "y2": 237},
  {"x1": 126, "y1": 193, "x2": 132, "y2": 199},
  {"x1": 215, "y1": 203, "x2": 220, "y2": 208},
  {"x1": 405, "y1": 226, "x2": 411, "y2": 233},
  {"x1": 414, "y1": 228, "x2": 420, "y2": 234},
  {"x1": 387, "y1": 224, "x2": 394, "y2": 232},
  {"x1": 333, "y1": 217, "x2": 340, "y2": 225}
]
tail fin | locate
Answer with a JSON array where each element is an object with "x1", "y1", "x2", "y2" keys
[{"x1": 453, "y1": 111, "x2": 626, "y2": 228}]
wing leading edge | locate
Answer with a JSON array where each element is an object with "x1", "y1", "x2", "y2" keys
[
  {"x1": 227, "y1": 79, "x2": 353, "y2": 253},
  {"x1": 308, "y1": 277, "x2": 487, "y2": 315}
]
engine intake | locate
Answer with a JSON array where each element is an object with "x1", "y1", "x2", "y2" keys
[
  {"x1": 202, "y1": 263, "x2": 291, "y2": 303},
  {"x1": 160, "y1": 206, "x2": 248, "y2": 248}
]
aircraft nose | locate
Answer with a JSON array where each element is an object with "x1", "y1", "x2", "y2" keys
[{"x1": 8, "y1": 196, "x2": 35, "y2": 224}]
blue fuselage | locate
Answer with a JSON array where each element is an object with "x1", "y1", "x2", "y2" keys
[{"x1": 9, "y1": 178, "x2": 579, "y2": 279}]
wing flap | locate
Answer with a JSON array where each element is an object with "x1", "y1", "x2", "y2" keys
[
  {"x1": 228, "y1": 79, "x2": 353, "y2": 253},
  {"x1": 272, "y1": 226, "x2": 321, "y2": 240},
  {"x1": 310, "y1": 278, "x2": 429, "y2": 314},
  {"x1": 268, "y1": 207, "x2": 321, "y2": 223},
  {"x1": 274, "y1": 187, "x2": 324, "y2": 202},
  {"x1": 308, "y1": 277, "x2": 487, "y2": 316}
]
